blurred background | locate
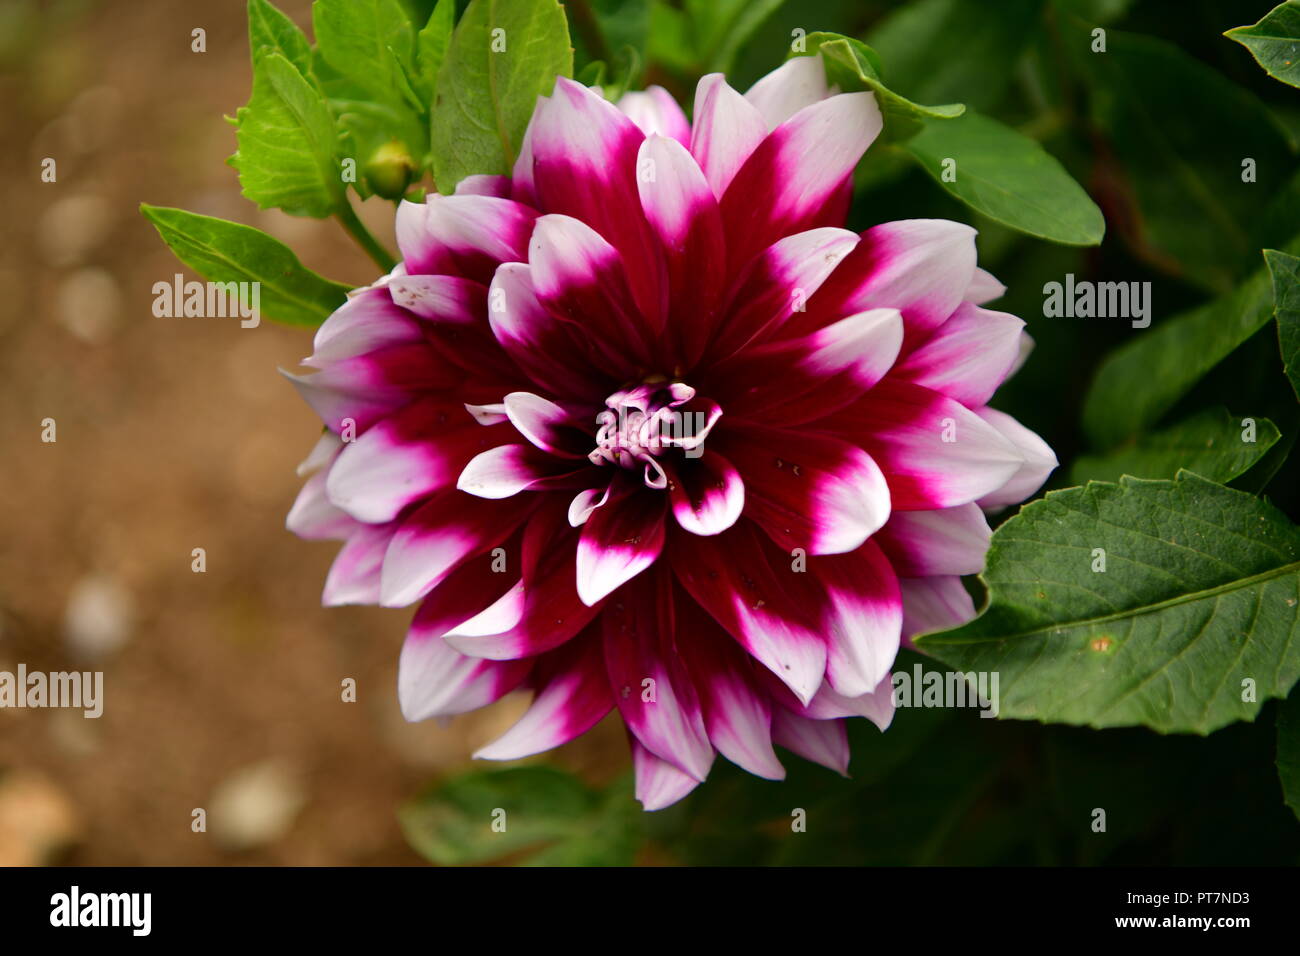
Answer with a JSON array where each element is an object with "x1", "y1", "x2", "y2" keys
[{"x1": 2, "y1": 0, "x2": 1299, "y2": 866}]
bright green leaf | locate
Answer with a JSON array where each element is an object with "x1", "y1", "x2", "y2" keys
[
  {"x1": 1071, "y1": 407, "x2": 1281, "y2": 485},
  {"x1": 229, "y1": 52, "x2": 345, "y2": 218},
  {"x1": 1226, "y1": 1, "x2": 1300, "y2": 89},
  {"x1": 1265, "y1": 248, "x2": 1300, "y2": 402},
  {"x1": 246, "y1": 0, "x2": 311, "y2": 74},
  {"x1": 906, "y1": 110, "x2": 1104, "y2": 245},
  {"x1": 416, "y1": 0, "x2": 455, "y2": 105},
  {"x1": 429, "y1": 0, "x2": 572, "y2": 190},
  {"x1": 917, "y1": 473, "x2": 1300, "y2": 735},
  {"x1": 140, "y1": 205, "x2": 351, "y2": 327},
  {"x1": 313, "y1": 0, "x2": 416, "y2": 105}
]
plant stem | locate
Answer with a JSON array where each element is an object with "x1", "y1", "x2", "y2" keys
[{"x1": 335, "y1": 201, "x2": 397, "y2": 272}]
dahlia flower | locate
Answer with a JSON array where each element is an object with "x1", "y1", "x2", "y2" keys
[{"x1": 285, "y1": 56, "x2": 1056, "y2": 810}]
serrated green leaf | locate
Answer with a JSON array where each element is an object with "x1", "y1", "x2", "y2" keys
[
  {"x1": 1278, "y1": 690, "x2": 1300, "y2": 820},
  {"x1": 229, "y1": 52, "x2": 345, "y2": 217},
  {"x1": 416, "y1": 0, "x2": 455, "y2": 105},
  {"x1": 140, "y1": 205, "x2": 351, "y2": 327},
  {"x1": 1226, "y1": 1, "x2": 1300, "y2": 89},
  {"x1": 246, "y1": 0, "x2": 311, "y2": 74},
  {"x1": 1265, "y1": 248, "x2": 1300, "y2": 402},
  {"x1": 1071, "y1": 408, "x2": 1280, "y2": 485},
  {"x1": 917, "y1": 473, "x2": 1300, "y2": 734},
  {"x1": 429, "y1": 0, "x2": 572, "y2": 190},
  {"x1": 1082, "y1": 239, "x2": 1300, "y2": 449},
  {"x1": 789, "y1": 33, "x2": 963, "y2": 144},
  {"x1": 906, "y1": 110, "x2": 1104, "y2": 245},
  {"x1": 398, "y1": 766, "x2": 640, "y2": 865},
  {"x1": 314, "y1": 0, "x2": 416, "y2": 105},
  {"x1": 868, "y1": 0, "x2": 1046, "y2": 111}
]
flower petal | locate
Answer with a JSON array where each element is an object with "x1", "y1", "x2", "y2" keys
[
  {"x1": 399, "y1": 629, "x2": 530, "y2": 722},
  {"x1": 771, "y1": 710, "x2": 849, "y2": 775},
  {"x1": 719, "y1": 92, "x2": 882, "y2": 272},
  {"x1": 900, "y1": 575, "x2": 977, "y2": 641},
  {"x1": 617, "y1": 86, "x2": 691, "y2": 146},
  {"x1": 744, "y1": 53, "x2": 833, "y2": 129},
  {"x1": 893, "y1": 302, "x2": 1024, "y2": 408},
  {"x1": 575, "y1": 476, "x2": 667, "y2": 605},
  {"x1": 394, "y1": 194, "x2": 536, "y2": 283},
  {"x1": 874, "y1": 503, "x2": 991, "y2": 577},
  {"x1": 813, "y1": 541, "x2": 904, "y2": 698},
  {"x1": 666, "y1": 451, "x2": 745, "y2": 537},
  {"x1": 632, "y1": 738, "x2": 704, "y2": 811},
  {"x1": 689, "y1": 73, "x2": 769, "y2": 199},
  {"x1": 974, "y1": 407, "x2": 1058, "y2": 510}
]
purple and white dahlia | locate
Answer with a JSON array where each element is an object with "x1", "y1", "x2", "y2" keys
[{"x1": 286, "y1": 57, "x2": 1056, "y2": 809}]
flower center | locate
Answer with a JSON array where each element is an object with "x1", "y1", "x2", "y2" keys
[{"x1": 588, "y1": 382, "x2": 718, "y2": 489}]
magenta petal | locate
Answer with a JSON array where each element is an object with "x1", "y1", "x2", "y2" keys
[
  {"x1": 672, "y1": 521, "x2": 827, "y2": 705},
  {"x1": 900, "y1": 574, "x2": 977, "y2": 641},
  {"x1": 808, "y1": 542, "x2": 902, "y2": 698},
  {"x1": 575, "y1": 477, "x2": 667, "y2": 606},
  {"x1": 667, "y1": 451, "x2": 745, "y2": 537},
  {"x1": 394, "y1": 194, "x2": 536, "y2": 283},
  {"x1": 322, "y1": 524, "x2": 395, "y2": 607},
  {"x1": 617, "y1": 86, "x2": 691, "y2": 146},
  {"x1": 457, "y1": 443, "x2": 586, "y2": 499},
  {"x1": 287, "y1": 469, "x2": 356, "y2": 541},
  {"x1": 894, "y1": 302, "x2": 1025, "y2": 408},
  {"x1": 631, "y1": 738, "x2": 705, "y2": 811},
  {"x1": 503, "y1": 391, "x2": 589, "y2": 457},
  {"x1": 603, "y1": 575, "x2": 714, "y2": 780},
  {"x1": 874, "y1": 503, "x2": 992, "y2": 577},
  {"x1": 771, "y1": 710, "x2": 850, "y2": 775},
  {"x1": 828, "y1": 380, "x2": 1024, "y2": 510},
  {"x1": 717, "y1": 425, "x2": 890, "y2": 555},
  {"x1": 379, "y1": 491, "x2": 537, "y2": 608},
  {"x1": 310, "y1": 286, "x2": 422, "y2": 365},
  {"x1": 474, "y1": 628, "x2": 613, "y2": 760},
  {"x1": 677, "y1": 596, "x2": 785, "y2": 779},
  {"x1": 399, "y1": 628, "x2": 530, "y2": 722},
  {"x1": 974, "y1": 407, "x2": 1058, "y2": 510},
  {"x1": 744, "y1": 54, "x2": 833, "y2": 129},
  {"x1": 719, "y1": 92, "x2": 882, "y2": 272},
  {"x1": 530, "y1": 77, "x2": 666, "y2": 322}
]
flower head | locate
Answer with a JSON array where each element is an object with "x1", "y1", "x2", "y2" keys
[{"x1": 286, "y1": 57, "x2": 1056, "y2": 809}]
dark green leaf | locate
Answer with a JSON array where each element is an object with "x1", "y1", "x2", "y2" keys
[
  {"x1": 906, "y1": 110, "x2": 1104, "y2": 245},
  {"x1": 140, "y1": 205, "x2": 351, "y2": 327},
  {"x1": 398, "y1": 766, "x2": 640, "y2": 865},
  {"x1": 1226, "y1": 1, "x2": 1300, "y2": 89},
  {"x1": 1278, "y1": 690, "x2": 1300, "y2": 820},
  {"x1": 1266, "y1": 249, "x2": 1300, "y2": 402},
  {"x1": 429, "y1": 0, "x2": 572, "y2": 190},
  {"x1": 1082, "y1": 240, "x2": 1300, "y2": 449},
  {"x1": 1076, "y1": 28, "x2": 1295, "y2": 291},
  {"x1": 1071, "y1": 407, "x2": 1280, "y2": 485},
  {"x1": 416, "y1": 0, "x2": 455, "y2": 105},
  {"x1": 917, "y1": 473, "x2": 1300, "y2": 734},
  {"x1": 868, "y1": 0, "x2": 1046, "y2": 111}
]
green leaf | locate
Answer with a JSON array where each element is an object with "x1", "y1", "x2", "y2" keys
[
  {"x1": 1278, "y1": 690, "x2": 1300, "y2": 820},
  {"x1": 229, "y1": 52, "x2": 345, "y2": 217},
  {"x1": 398, "y1": 766, "x2": 640, "y2": 865},
  {"x1": 1226, "y1": 1, "x2": 1300, "y2": 89},
  {"x1": 139, "y1": 205, "x2": 351, "y2": 327},
  {"x1": 429, "y1": 0, "x2": 572, "y2": 191},
  {"x1": 246, "y1": 0, "x2": 311, "y2": 74},
  {"x1": 1266, "y1": 249, "x2": 1300, "y2": 402},
  {"x1": 416, "y1": 0, "x2": 455, "y2": 105},
  {"x1": 906, "y1": 110, "x2": 1104, "y2": 245},
  {"x1": 868, "y1": 0, "x2": 1046, "y2": 111},
  {"x1": 789, "y1": 33, "x2": 963, "y2": 144},
  {"x1": 569, "y1": 0, "x2": 647, "y2": 89},
  {"x1": 1075, "y1": 28, "x2": 1295, "y2": 292},
  {"x1": 693, "y1": 0, "x2": 785, "y2": 75},
  {"x1": 917, "y1": 473, "x2": 1300, "y2": 735},
  {"x1": 313, "y1": 0, "x2": 417, "y2": 106},
  {"x1": 1071, "y1": 408, "x2": 1281, "y2": 485},
  {"x1": 1081, "y1": 240, "x2": 1300, "y2": 449}
]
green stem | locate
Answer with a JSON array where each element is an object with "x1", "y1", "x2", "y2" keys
[{"x1": 335, "y1": 201, "x2": 397, "y2": 272}]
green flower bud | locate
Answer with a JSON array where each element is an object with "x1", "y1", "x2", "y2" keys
[{"x1": 363, "y1": 141, "x2": 416, "y2": 200}]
